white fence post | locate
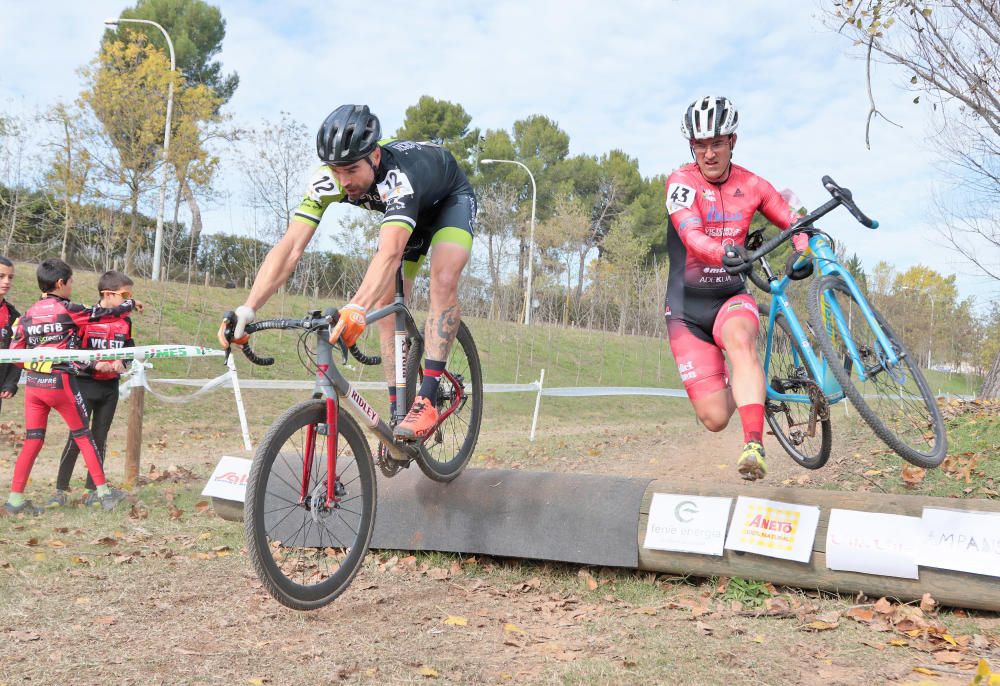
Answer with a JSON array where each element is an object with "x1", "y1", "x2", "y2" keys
[{"x1": 529, "y1": 368, "x2": 545, "y2": 442}]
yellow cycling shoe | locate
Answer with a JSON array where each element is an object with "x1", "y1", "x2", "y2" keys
[{"x1": 737, "y1": 441, "x2": 767, "y2": 481}]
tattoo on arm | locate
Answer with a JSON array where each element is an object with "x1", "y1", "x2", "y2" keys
[{"x1": 432, "y1": 305, "x2": 460, "y2": 359}]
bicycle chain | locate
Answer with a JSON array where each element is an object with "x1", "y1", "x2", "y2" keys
[{"x1": 376, "y1": 443, "x2": 410, "y2": 478}]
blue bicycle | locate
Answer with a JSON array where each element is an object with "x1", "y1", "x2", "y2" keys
[{"x1": 736, "y1": 176, "x2": 947, "y2": 470}]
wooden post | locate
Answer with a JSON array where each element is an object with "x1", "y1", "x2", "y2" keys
[
  {"x1": 638, "y1": 480, "x2": 1000, "y2": 611},
  {"x1": 124, "y1": 386, "x2": 145, "y2": 487}
]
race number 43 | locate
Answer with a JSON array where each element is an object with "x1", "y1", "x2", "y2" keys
[{"x1": 666, "y1": 182, "x2": 696, "y2": 213}]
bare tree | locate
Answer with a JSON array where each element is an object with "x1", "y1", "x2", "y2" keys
[
  {"x1": 474, "y1": 181, "x2": 521, "y2": 319},
  {"x1": 826, "y1": 0, "x2": 1000, "y2": 396},
  {"x1": 0, "y1": 111, "x2": 32, "y2": 256},
  {"x1": 238, "y1": 112, "x2": 313, "y2": 244}
]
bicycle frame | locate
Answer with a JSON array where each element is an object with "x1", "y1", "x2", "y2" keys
[
  {"x1": 760, "y1": 265, "x2": 844, "y2": 409},
  {"x1": 294, "y1": 267, "x2": 466, "y2": 506}
]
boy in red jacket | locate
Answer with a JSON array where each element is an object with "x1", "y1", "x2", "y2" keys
[
  {"x1": 49, "y1": 271, "x2": 136, "y2": 507},
  {"x1": 4, "y1": 260, "x2": 139, "y2": 516}
]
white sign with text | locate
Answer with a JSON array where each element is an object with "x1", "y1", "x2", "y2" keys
[
  {"x1": 825, "y1": 509, "x2": 920, "y2": 579},
  {"x1": 724, "y1": 496, "x2": 820, "y2": 563},
  {"x1": 200, "y1": 456, "x2": 252, "y2": 502},
  {"x1": 644, "y1": 493, "x2": 732, "y2": 556},
  {"x1": 919, "y1": 508, "x2": 1000, "y2": 578}
]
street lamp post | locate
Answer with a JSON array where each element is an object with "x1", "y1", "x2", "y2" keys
[
  {"x1": 105, "y1": 17, "x2": 175, "y2": 282},
  {"x1": 481, "y1": 158, "x2": 537, "y2": 325}
]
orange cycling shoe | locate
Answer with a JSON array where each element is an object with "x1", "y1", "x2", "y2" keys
[{"x1": 393, "y1": 396, "x2": 439, "y2": 441}]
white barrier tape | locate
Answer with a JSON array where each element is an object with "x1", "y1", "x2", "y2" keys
[
  {"x1": 0, "y1": 344, "x2": 224, "y2": 365},
  {"x1": 541, "y1": 386, "x2": 688, "y2": 398}
]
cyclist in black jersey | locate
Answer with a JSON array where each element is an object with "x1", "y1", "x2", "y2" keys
[{"x1": 220, "y1": 104, "x2": 476, "y2": 439}]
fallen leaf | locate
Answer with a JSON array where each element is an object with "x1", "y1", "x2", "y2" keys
[
  {"x1": 47, "y1": 539, "x2": 67, "y2": 548},
  {"x1": 578, "y1": 569, "x2": 598, "y2": 591},
  {"x1": 417, "y1": 665, "x2": 439, "y2": 678},
  {"x1": 10, "y1": 630, "x2": 40, "y2": 641},
  {"x1": 194, "y1": 500, "x2": 210, "y2": 513},
  {"x1": 889, "y1": 639, "x2": 909, "y2": 647},
  {"x1": 874, "y1": 598, "x2": 893, "y2": 614},
  {"x1": 168, "y1": 506, "x2": 183, "y2": 521},
  {"x1": 443, "y1": 616, "x2": 467, "y2": 626},
  {"x1": 247, "y1": 679, "x2": 269, "y2": 686},
  {"x1": 91, "y1": 537, "x2": 118, "y2": 547},
  {"x1": 503, "y1": 623, "x2": 525, "y2": 635},
  {"x1": 912, "y1": 667, "x2": 939, "y2": 676},
  {"x1": 846, "y1": 607, "x2": 875, "y2": 622},
  {"x1": 932, "y1": 651, "x2": 965, "y2": 664},
  {"x1": 94, "y1": 616, "x2": 116, "y2": 625},
  {"x1": 901, "y1": 465, "x2": 927, "y2": 487},
  {"x1": 919, "y1": 593, "x2": 937, "y2": 614},
  {"x1": 695, "y1": 621, "x2": 713, "y2": 636}
]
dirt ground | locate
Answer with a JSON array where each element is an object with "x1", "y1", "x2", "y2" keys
[{"x1": 0, "y1": 390, "x2": 997, "y2": 685}]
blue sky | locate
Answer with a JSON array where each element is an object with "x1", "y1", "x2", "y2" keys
[{"x1": 1, "y1": 0, "x2": 997, "y2": 306}]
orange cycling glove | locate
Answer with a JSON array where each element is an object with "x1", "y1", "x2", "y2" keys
[{"x1": 329, "y1": 304, "x2": 367, "y2": 347}]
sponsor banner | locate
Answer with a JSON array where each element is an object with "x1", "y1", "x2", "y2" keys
[
  {"x1": 724, "y1": 496, "x2": 820, "y2": 563},
  {"x1": 200, "y1": 456, "x2": 252, "y2": 502},
  {"x1": 919, "y1": 508, "x2": 1000, "y2": 578},
  {"x1": 825, "y1": 509, "x2": 920, "y2": 579},
  {"x1": 644, "y1": 493, "x2": 732, "y2": 556}
]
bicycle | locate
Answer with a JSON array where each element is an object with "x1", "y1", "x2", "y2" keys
[
  {"x1": 222, "y1": 267, "x2": 483, "y2": 610},
  {"x1": 732, "y1": 175, "x2": 947, "y2": 470}
]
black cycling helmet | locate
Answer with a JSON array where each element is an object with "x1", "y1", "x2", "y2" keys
[{"x1": 316, "y1": 104, "x2": 381, "y2": 165}]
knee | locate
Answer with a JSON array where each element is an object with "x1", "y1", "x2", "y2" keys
[
  {"x1": 698, "y1": 411, "x2": 730, "y2": 432},
  {"x1": 430, "y1": 269, "x2": 462, "y2": 299}
]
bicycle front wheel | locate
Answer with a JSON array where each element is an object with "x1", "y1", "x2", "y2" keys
[
  {"x1": 406, "y1": 320, "x2": 484, "y2": 482},
  {"x1": 757, "y1": 304, "x2": 832, "y2": 470},
  {"x1": 244, "y1": 399, "x2": 376, "y2": 610},
  {"x1": 807, "y1": 275, "x2": 947, "y2": 467}
]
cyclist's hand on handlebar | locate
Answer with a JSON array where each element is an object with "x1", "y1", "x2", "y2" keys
[
  {"x1": 791, "y1": 232, "x2": 809, "y2": 253},
  {"x1": 329, "y1": 304, "x2": 367, "y2": 348},
  {"x1": 217, "y1": 305, "x2": 255, "y2": 348},
  {"x1": 722, "y1": 245, "x2": 752, "y2": 275}
]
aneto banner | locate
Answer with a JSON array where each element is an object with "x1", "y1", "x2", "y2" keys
[{"x1": 724, "y1": 496, "x2": 820, "y2": 563}]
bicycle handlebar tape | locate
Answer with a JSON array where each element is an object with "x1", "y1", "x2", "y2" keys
[
  {"x1": 350, "y1": 346, "x2": 382, "y2": 366},
  {"x1": 240, "y1": 342, "x2": 275, "y2": 367}
]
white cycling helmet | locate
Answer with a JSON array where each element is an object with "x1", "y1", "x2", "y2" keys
[{"x1": 681, "y1": 96, "x2": 739, "y2": 140}]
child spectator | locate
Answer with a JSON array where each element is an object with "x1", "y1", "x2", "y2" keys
[
  {"x1": 3, "y1": 259, "x2": 138, "y2": 515},
  {"x1": 50, "y1": 271, "x2": 135, "y2": 507},
  {"x1": 0, "y1": 257, "x2": 20, "y2": 408}
]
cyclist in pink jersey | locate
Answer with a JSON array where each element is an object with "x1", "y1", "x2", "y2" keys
[{"x1": 664, "y1": 96, "x2": 806, "y2": 481}]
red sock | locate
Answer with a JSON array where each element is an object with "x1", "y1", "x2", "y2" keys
[{"x1": 737, "y1": 404, "x2": 764, "y2": 444}]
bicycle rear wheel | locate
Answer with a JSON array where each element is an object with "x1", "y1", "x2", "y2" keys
[
  {"x1": 807, "y1": 275, "x2": 947, "y2": 467},
  {"x1": 245, "y1": 399, "x2": 376, "y2": 610},
  {"x1": 406, "y1": 321, "x2": 483, "y2": 482},
  {"x1": 757, "y1": 304, "x2": 832, "y2": 470}
]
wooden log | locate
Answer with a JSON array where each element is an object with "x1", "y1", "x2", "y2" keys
[
  {"x1": 637, "y1": 480, "x2": 1000, "y2": 611},
  {"x1": 124, "y1": 386, "x2": 145, "y2": 487}
]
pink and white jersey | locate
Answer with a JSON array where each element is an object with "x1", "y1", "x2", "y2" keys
[{"x1": 665, "y1": 162, "x2": 799, "y2": 294}]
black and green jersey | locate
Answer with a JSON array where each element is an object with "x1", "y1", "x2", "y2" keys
[{"x1": 293, "y1": 139, "x2": 474, "y2": 232}]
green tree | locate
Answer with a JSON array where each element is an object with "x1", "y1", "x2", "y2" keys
[
  {"x1": 396, "y1": 96, "x2": 480, "y2": 173},
  {"x1": 110, "y1": 0, "x2": 239, "y2": 104},
  {"x1": 81, "y1": 34, "x2": 179, "y2": 274}
]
